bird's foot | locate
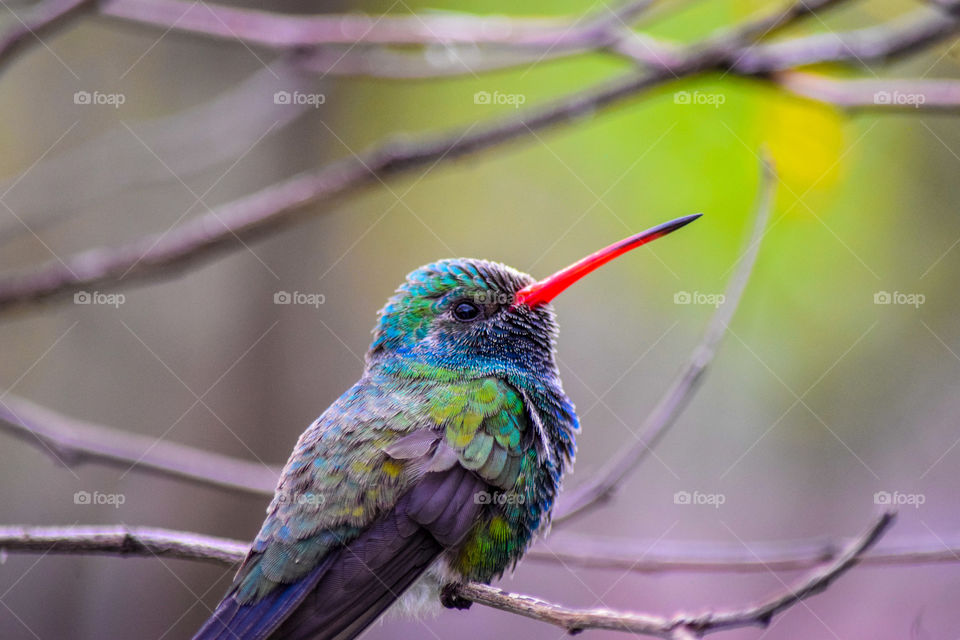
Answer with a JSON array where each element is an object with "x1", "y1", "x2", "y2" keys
[{"x1": 440, "y1": 583, "x2": 473, "y2": 610}]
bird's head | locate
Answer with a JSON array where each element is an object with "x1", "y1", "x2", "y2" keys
[{"x1": 367, "y1": 214, "x2": 701, "y2": 380}]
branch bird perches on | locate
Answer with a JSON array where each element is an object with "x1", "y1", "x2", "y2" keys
[{"x1": 0, "y1": 513, "x2": 896, "y2": 639}]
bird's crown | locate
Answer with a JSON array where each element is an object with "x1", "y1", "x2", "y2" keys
[{"x1": 368, "y1": 258, "x2": 557, "y2": 375}]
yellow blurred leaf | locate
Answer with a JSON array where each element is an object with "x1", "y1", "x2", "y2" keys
[{"x1": 759, "y1": 91, "x2": 848, "y2": 199}]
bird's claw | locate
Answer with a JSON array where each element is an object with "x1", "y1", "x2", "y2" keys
[{"x1": 440, "y1": 584, "x2": 473, "y2": 610}]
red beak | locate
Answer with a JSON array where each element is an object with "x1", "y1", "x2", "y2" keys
[{"x1": 514, "y1": 213, "x2": 702, "y2": 308}]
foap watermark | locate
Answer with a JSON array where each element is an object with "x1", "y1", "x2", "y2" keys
[
  {"x1": 673, "y1": 490, "x2": 725, "y2": 508},
  {"x1": 873, "y1": 90, "x2": 925, "y2": 108},
  {"x1": 474, "y1": 90, "x2": 526, "y2": 108},
  {"x1": 73, "y1": 90, "x2": 125, "y2": 108},
  {"x1": 74, "y1": 490, "x2": 125, "y2": 508},
  {"x1": 472, "y1": 291, "x2": 516, "y2": 306},
  {"x1": 275, "y1": 492, "x2": 325, "y2": 507},
  {"x1": 274, "y1": 291, "x2": 326, "y2": 308},
  {"x1": 674, "y1": 90, "x2": 725, "y2": 108},
  {"x1": 874, "y1": 490, "x2": 925, "y2": 509},
  {"x1": 74, "y1": 291, "x2": 125, "y2": 308},
  {"x1": 874, "y1": 291, "x2": 925, "y2": 308},
  {"x1": 674, "y1": 290, "x2": 725, "y2": 308},
  {"x1": 474, "y1": 490, "x2": 525, "y2": 505},
  {"x1": 273, "y1": 91, "x2": 326, "y2": 107}
]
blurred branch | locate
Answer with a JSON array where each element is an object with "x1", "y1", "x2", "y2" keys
[
  {"x1": 553, "y1": 156, "x2": 774, "y2": 524},
  {"x1": 302, "y1": 4, "x2": 960, "y2": 83},
  {"x1": 455, "y1": 512, "x2": 893, "y2": 637},
  {"x1": 0, "y1": 514, "x2": 893, "y2": 637},
  {"x1": 0, "y1": 0, "x2": 859, "y2": 312},
  {"x1": 775, "y1": 70, "x2": 960, "y2": 112},
  {"x1": 96, "y1": 0, "x2": 960, "y2": 76},
  {"x1": 5, "y1": 0, "x2": 959, "y2": 85},
  {"x1": 0, "y1": 1, "x2": 956, "y2": 310},
  {"x1": 213, "y1": 2, "x2": 960, "y2": 82},
  {"x1": 99, "y1": 0, "x2": 656, "y2": 48},
  {"x1": 0, "y1": 394, "x2": 278, "y2": 495},
  {"x1": 529, "y1": 526, "x2": 960, "y2": 573},
  {"x1": 296, "y1": 46, "x2": 570, "y2": 79},
  {"x1": 0, "y1": 0, "x2": 95, "y2": 74},
  {"x1": 294, "y1": 33, "x2": 678, "y2": 80},
  {"x1": 735, "y1": 2, "x2": 960, "y2": 73},
  {"x1": 98, "y1": 0, "x2": 673, "y2": 80}
]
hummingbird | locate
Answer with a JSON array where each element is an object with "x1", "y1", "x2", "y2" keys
[{"x1": 194, "y1": 213, "x2": 700, "y2": 640}]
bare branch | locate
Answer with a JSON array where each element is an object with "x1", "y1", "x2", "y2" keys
[
  {"x1": 553, "y1": 156, "x2": 775, "y2": 524},
  {"x1": 99, "y1": 0, "x2": 655, "y2": 49},
  {"x1": 99, "y1": 0, "x2": 935, "y2": 65},
  {"x1": 453, "y1": 512, "x2": 895, "y2": 637},
  {"x1": 9, "y1": 512, "x2": 960, "y2": 578},
  {"x1": 0, "y1": 0, "x2": 95, "y2": 74},
  {"x1": 0, "y1": 394, "x2": 278, "y2": 496},
  {"x1": 254, "y1": 3, "x2": 960, "y2": 82},
  {"x1": 528, "y1": 526, "x2": 960, "y2": 573},
  {"x1": 0, "y1": 514, "x2": 897, "y2": 638},
  {"x1": 296, "y1": 46, "x2": 566, "y2": 80},
  {"x1": 775, "y1": 70, "x2": 960, "y2": 111},
  {"x1": 97, "y1": 0, "x2": 673, "y2": 82},
  {"x1": 0, "y1": 524, "x2": 247, "y2": 565},
  {"x1": 293, "y1": 31, "x2": 678, "y2": 80},
  {"x1": 737, "y1": 2, "x2": 960, "y2": 73},
  {"x1": 0, "y1": 1, "x2": 956, "y2": 313},
  {"x1": 0, "y1": 0, "x2": 858, "y2": 312}
]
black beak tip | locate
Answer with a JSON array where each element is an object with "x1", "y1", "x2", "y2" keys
[
  {"x1": 660, "y1": 212, "x2": 703, "y2": 235},
  {"x1": 678, "y1": 212, "x2": 703, "y2": 227}
]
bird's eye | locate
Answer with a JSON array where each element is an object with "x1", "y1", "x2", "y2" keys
[{"x1": 452, "y1": 301, "x2": 482, "y2": 322}]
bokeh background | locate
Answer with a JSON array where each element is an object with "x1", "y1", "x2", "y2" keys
[{"x1": 1, "y1": 0, "x2": 959, "y2": 638}]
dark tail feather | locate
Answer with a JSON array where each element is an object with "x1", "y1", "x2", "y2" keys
[
  {"x1": 194, "y1": 466, "x2": 488, "y2": 640},
  {"x1": 193, "y1": 557, "x2": 333, "y2": 640},
  {"x1": 273, "y1": 508, "x2": 443, "y2": 640}
]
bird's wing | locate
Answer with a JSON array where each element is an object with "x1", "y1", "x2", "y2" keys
[{"x1": 193, "y1": 376, "x2": 533, "y2": 640}]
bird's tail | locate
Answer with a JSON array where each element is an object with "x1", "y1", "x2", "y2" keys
[
  {"x1": 192, "y1": 512, "x2": 443, "y2": 640},
  {"x1": 192, "y1": 556, "x2": 332, "y2": 640},
  {"x1": 193, "y1": 466, "x2": 483, "y2": 640}
]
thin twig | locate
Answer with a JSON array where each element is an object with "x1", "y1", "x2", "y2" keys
[
  {"x1": 0, "y1": 394, "x2": 278, "y2": 495},
  {"x1": 454, "y1": 513, "x2": 894, "y2": 637},
  {"x1": 528, "y1": 527, "x2": 960, "y2": 573},
  {"x1": 0, "y1": 514, "x2": 897, "y2": 637},
  {"x1": 553, "y1": 156, "x2": 775, "y2": 524}
]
